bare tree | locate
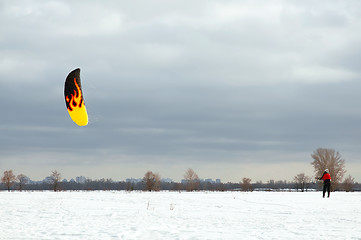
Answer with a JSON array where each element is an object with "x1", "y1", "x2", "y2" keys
[
  {"x1": 311, "y1": 148, "x2": 346, "y2": 191},
  {"x1": 50, "y1": 170, "x2": 62, "y2": 192},
  {"x1": 240, "y1": 178, "x2": 253, "y2": 192},
  {"x1": 343, "y1": 175, "x2": 355, "y2": 192},
  {"x1": 143, "y1": 171, "x2": 161, "y2": 192},
  {"x1": 294, "y1": 173, "x2": 311, "y2": 192},
  {"x1": 17, "y1": 174, "x2": 29, "y2": 191},
  {"x1": 1, "y1": 170, "x2": 16, "y2": 192},
  {"x1": 184, "y1": 168, "x2": 200, "y2": 191}
]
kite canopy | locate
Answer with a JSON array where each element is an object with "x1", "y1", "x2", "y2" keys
[{"x1": 64, "y1": 68, "x2": 88, "y2": 126}]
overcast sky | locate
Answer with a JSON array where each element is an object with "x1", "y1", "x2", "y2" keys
[{"x1": 1, "y1": 0, "x2": 361, "y2": 182}]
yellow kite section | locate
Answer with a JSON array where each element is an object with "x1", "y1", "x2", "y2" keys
[{"x1": 67, "y1": 104, "x2": 88, "y2": 126}]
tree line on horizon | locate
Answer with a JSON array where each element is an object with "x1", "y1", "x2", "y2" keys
[{"x1": 1, "y1": 148, "x2": 359, "y2": 192}]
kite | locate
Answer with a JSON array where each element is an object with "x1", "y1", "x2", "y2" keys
[{"x1": 64, "y1": 68, "x2": 88, "y2": 126}]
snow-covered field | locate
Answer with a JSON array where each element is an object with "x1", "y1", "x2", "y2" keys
[{"x1": 0, "y1": 191, "x2": 360, "y2": 239}]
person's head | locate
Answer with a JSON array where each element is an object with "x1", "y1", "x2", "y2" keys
[{"x1": 325, "y1": 169, "x2": 329, "y2": 173}]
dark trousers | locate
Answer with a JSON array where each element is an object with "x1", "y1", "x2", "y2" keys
[{"x1": 323, "y1": 183, "x2": 331, "y2": 198}]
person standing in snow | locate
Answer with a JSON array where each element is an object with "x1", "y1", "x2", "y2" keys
[{"x1": 319, "y1": 169, "x2": 331, "y2": 198}]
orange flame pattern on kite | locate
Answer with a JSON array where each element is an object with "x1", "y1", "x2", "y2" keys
[{"x1": 65, "y1": 78, "x2": 84, "y2": 111}]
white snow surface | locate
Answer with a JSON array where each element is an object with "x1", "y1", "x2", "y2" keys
[{"x1": 1, "y1": 191, "x2": 360, "y2": 239}]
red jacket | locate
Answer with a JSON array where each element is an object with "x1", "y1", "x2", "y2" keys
[{"x1": 321, "y1": 173, "x2": 331, "y2": 180}]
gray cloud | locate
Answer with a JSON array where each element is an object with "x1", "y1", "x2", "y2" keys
[{"x1": 1, "y1": 1, "x2": 361, "y2": 181}]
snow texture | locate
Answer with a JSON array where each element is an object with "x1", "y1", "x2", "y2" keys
[{"x1": 0, "y1": 191, "x2": 360, "y2": 239}]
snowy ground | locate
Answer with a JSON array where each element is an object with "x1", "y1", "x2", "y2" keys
[{"x1": 0, "y1": 191, "x2": 360, "y2": 240}]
